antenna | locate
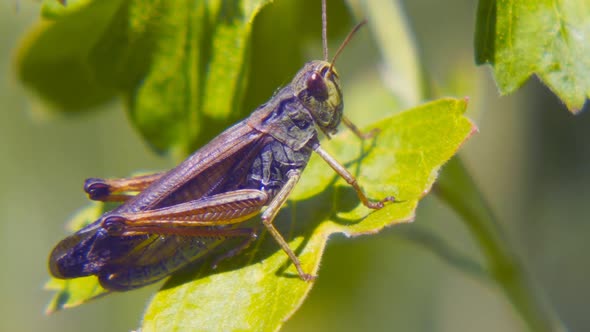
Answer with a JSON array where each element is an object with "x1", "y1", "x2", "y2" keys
[
  {"x1": 322, "y1": 0, "x2": 328, "y2": 61},
  {"x1": 329, "y1": 19, "x2": 367, "y2": 72}
]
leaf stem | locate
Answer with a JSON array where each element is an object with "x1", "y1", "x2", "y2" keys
[{"x1": 435, "y1": 156, "x2": 567, "y2": 332}]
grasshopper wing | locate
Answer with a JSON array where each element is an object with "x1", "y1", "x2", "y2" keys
[{"x1": 50, "y1": 121, "x2": 272, "y2": 290}]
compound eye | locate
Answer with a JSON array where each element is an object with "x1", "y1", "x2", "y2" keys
[{"x1": 306, "y1": 72, "x2": 328, "y2": 101}]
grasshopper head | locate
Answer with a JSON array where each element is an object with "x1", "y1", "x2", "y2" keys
[{"x1": 293, "y1": 60, "x2": 343, "y2": 137}]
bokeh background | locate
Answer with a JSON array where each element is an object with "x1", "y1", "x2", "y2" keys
[{"x1": 1, "y1": 0, "x2": 588, "y2": 331}]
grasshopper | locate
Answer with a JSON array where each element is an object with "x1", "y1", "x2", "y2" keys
[{"x1": 49, "y1": 0, "x2": 395, "y2": 291}]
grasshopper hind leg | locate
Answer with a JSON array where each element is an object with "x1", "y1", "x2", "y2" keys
[
  {"x1": 84, "y1": 172, "x2": 165, "y2": 202},
  {"x1": 211, "y1": 227, "x2": 258, "y2": 269}
]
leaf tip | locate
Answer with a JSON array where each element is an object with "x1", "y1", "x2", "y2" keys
[{"x1": 566, "y1": 99, "x2": 587, "y2": 115}]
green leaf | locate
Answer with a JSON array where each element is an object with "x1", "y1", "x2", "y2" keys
[
  {"x1": 18, "y1": 0, "x2": 128, "y2": 110},
  {"x1": 17, "y1": 0, "x2": 274, "y2": 155},
  {"x1": 44, "y1": 99, "x2": 474, "y2": 329},
  {"x1": 35, "y1": 0, "x2": 475, "y2": 329},
  {"x1": 129, "y1": 0, "x2": 273, "y2": 155},
  {"x1": 40, "y1": 0, "x2": 90, "y2": 19},
  {"x1": 45, "y1": 277, "x2": 109, "y2": 314},
  {"x1": 475, "y1": 0, "x2": 590, "y2": 112},
  {"x1": 140, "y1": 98, "x2": 475, "y2": 331}
]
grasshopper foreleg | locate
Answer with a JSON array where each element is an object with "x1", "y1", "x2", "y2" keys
[
  {"x1": 84, "y1": 172, "x2": 166, "y2": 202},
  {"x1": 313, "y1": 145, "x2": 396, "y2": 209},
  {"x1": 342, "y1": 115, "x2": 380, "y2": 140}
]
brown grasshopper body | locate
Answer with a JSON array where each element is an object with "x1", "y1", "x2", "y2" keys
[
  {"x1": 49, "y1": 4, "x2": 394, "y2": 291},
  {"x1": 50, "y1": 59, "x2": 393, "y2": 291}
]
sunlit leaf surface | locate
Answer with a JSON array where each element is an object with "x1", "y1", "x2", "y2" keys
[{"x1": 141, "y1": 98, "x2": 475, "y2": 331}]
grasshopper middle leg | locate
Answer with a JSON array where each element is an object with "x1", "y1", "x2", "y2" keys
[{"x1": 260, "y1": 169, "x2": 316, "y2": 281}]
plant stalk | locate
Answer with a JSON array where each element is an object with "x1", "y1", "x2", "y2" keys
[{"x1": 435, "y1": 156, "x2": 567, "y2": 332}]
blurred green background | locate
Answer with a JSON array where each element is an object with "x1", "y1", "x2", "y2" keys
[{"x1": 1, "y1": 0, "x2": 589, "y2": 331}]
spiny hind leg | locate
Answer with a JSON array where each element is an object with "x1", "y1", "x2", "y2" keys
[{"x1": 100, "y1": 189, "x2": 268, "y2": 235}]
